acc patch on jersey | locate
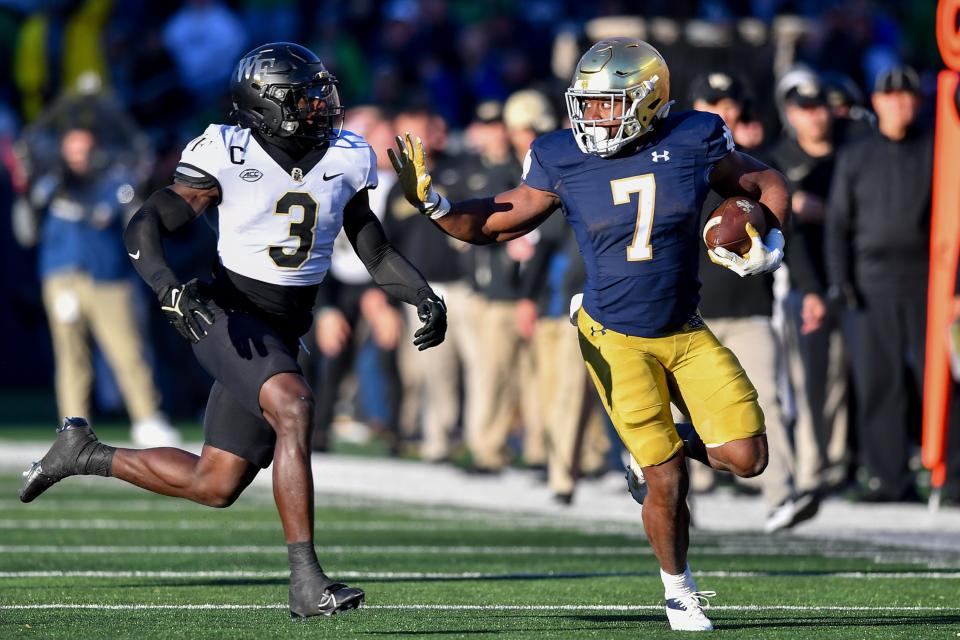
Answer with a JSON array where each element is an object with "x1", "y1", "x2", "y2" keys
[{"x1": 239, "y1": 168, "x2": 263, "y2": 182}]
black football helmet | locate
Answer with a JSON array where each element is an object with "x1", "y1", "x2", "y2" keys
[{"x1": 230, "y1": 42, "x2": 344, "y2": 141}]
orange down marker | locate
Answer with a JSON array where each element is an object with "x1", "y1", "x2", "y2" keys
[{"x1": 923, "y1": 0, "x2": 960, "y2": 488}]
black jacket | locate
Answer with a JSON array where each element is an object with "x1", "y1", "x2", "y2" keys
[
  {"x1": 766, "y1": 136, "x2": 836, "y2": 296},
  {"x1": 826, "y1": 125, "x2": 934, "y2": 298}
]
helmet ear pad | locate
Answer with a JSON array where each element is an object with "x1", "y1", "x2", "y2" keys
[{"x1": 232, "y1": 94, "x2": 285, "y2": 136}]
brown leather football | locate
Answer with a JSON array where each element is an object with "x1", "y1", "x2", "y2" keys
[{"x1": 703, "y1": 196, "x2": 767, "y2": 256}]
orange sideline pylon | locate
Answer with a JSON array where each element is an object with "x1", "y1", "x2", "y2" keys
[{"x1": 923, "y1": 0, "x2": 960, "y2": 488}]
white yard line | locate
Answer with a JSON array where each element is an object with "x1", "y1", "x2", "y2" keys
[
  {"x1": 0, "y1": 544, "x2": 654, "y2": 555},
  {"x1": 0, "y1": 603, "x2": 956, "y2": 612},
  {"x1": 0, "y1": 518, "x2": 648, "y2": 535},
  {"x1": 1, "y1": 569, "x2": 960, "y2": 580},
  {"x1": 0, "y1": 544, "x2": 953, "y2": 564}
]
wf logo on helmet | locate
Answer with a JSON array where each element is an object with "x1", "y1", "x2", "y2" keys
[{"x1": 236, "y1": 56, "x2": 275, "y2": 82}]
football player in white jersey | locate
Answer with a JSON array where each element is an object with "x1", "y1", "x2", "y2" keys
[{"x1": 19, "y1": 43, "x2": 447, "y2": 620}]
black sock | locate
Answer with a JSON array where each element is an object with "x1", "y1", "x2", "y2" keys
[
  {"x1": 287, "y1": 542, "x2": 332, "y2": 588},
  {"x1": 77, "y1": 441, "x2": 115, "y2": 477}
]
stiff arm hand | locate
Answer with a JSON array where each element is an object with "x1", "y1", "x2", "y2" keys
[{"x1": 387, "y1": 133, "x2": 451, "y2": 219}]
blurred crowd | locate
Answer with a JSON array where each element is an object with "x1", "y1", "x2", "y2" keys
[{"x1": 0, "y1": 0, "x2": 955, "y2": 530}]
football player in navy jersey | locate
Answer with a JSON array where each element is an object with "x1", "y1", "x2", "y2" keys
[
  {"x1": 391, "y1": 38, "x2": 789, "y2": 631},
  {"x1": 19, "y1": 43, "x2": 447, "y2": 620}
]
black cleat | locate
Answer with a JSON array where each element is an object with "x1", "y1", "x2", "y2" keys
[
  {"x1": 289, "y1": 581, "x2": 365, "y2": 620},
  {"x1": 19, "y1": 417, "x2": 100, "y2": 503}
]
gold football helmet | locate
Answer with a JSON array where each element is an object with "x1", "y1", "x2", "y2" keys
[{"x1": 565, "y1": 38, "x2": 672, "y2": 157}]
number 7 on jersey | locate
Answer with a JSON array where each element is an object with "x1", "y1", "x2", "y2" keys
[{"x1": 611, "y1": 174, "x2": 656, "y2": 261}]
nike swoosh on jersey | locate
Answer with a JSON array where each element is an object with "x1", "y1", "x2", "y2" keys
[
  {"x1": 128, "y1": 250, "x2": 141, "y2": 260},
  {"x1": 323, "y1": 172, "x2": 344, "y2": 181}
]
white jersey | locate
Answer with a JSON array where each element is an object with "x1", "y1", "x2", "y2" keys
[{"x1": 176, "y1": 124, "x2": 377, "y2": 286}]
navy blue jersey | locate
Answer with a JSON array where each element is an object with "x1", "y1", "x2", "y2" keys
[{"x1": 523, "y1": 110, "x2": 734, "y2": 337}]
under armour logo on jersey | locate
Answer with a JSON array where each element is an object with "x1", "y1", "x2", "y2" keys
[
  {"x1": 651, "y1": 150, "x2": 670, "y2": 163},
  {"x1": 291, "y1": 167, "x2": 304, "y2": 182}
]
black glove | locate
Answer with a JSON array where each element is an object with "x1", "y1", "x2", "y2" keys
[
  {"x1": 413, "y1": 296, "x2": 447, "y2": 351},
  {"x1": 159, "y1": 279, "x2": 215, "y2": 343},
  {"x1": 826, "y1": 282, "x2": 860, "y2": 312}
]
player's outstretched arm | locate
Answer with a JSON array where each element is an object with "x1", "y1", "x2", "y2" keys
[
  {"x1": 123, "y1": 183, "x2": 220, "y2": 342},
  {"x1": 388, "y1": 133, "x2": 560, "y2": 244},
  {"x1": 343, "y1": 190, "x2": 446, "y2": 350},
  {"x1": 707, "y1": 151, "x2": 790, "y2": 277}
]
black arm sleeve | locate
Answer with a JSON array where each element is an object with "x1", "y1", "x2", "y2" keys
[
  {"x1": 343, "y1": 190, "x2": 434, "y2": 307},
  {"x1": 122, "y1": 187, "x2": 198, "y2": 297}
]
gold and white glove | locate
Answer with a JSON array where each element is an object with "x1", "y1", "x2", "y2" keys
[
  {"x1": 708, "y1": 223, "x2": 785, "y2": 277},
  {"x1": 387, "y1": 132, "x2": 451, "y2": 220}
]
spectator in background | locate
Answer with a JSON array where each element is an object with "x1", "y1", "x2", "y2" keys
[
  {"x1": 768, "y1": 77, "x2": 850, "y2": 499},
  {"x1": 307, "y1": 106, "x2": 404, "y2": 452},
  {"x1": 13, "y1": 0, "x2": 113, "y2": 123},
  {"x1": 16, "y1": 126, "x2": 180, "y2": 447},
  {"x1": 820, "y1": 70, "x2": 876, "y2": 141},
  {"x1": 16, "y1": 73, "x2": 153, "y2": 189},
  {"x1": 512, "y1": 89, "x2": 610, "y2": 503},
  {"x1": 384, "y1": 108, "x2": 473, "y2": 464},
  {"x1": 690, "y1": 72, "x2": 817, "y2": 532},
  {"x1": 826, "y1": 66, "x2": 931, "y2": 502},
  {"x1": 458, "y1": 98, "x2": 541, "y2": 473},
  {"x1": 162, "y1": 0, "x2": 246, "y2": 97}
]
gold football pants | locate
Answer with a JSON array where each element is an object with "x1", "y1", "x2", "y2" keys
[{"x1": 577, "y1": 307, "x2": 765, "y2": 468}]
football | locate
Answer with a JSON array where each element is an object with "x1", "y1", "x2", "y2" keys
[{"x1": 702, "y1": 196, "x2": 767, "y2": 256}]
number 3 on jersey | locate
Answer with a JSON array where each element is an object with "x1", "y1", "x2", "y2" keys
[
  {"x1": 611, "y1": 174, "x2": 656, "y2": 262},
  {"x1": 270, "y1": 192, "x2": 318, "y2": 269}
]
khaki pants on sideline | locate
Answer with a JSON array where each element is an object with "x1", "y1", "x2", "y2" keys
[
  {"x1": 535, "y1": 317, "x2": 609, "y2": 495},
  {"x1": 463, "y1": 298, "x2": 534, "y2": 470},
  {"x1": 783, "y1": 293, "x2": 848, "y2": 493},
  {"x1": 398, "y1": 281, "x2": 476, "y2": 461},
  {"x1": 683, "y1": 316, "x2": 795, "y2": 509},
  {"x1": 42, "y1": 271, "x2": 160, "y2": 423}
]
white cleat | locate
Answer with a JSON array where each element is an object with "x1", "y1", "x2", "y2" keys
[
  {"x1": 764, "y1": 493, "x2": 820, "y2": 534},
  {"x1": 625, "y1": 454, "x2": 647, "y2": 505},
  {"x1": 665, "y1": 591, "x2": 716, "y2": 631},
  {"x1": 131, "y1": 414, "x2": 182, "y2": 448}
]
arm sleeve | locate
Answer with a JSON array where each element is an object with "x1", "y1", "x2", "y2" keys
[
  {"x1": 343, "y1": 190, "x2": 434, "y2": 307},
  {"x1": 122, "y1": 188, "x2": 197, "y2": 296},
  {"x1": 826, "y1": 148, "x2": 856, "y2": 290}
]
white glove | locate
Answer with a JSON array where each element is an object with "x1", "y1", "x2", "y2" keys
[{"x1": 708, "y1": 224, "x2": 784, "y2": 277}]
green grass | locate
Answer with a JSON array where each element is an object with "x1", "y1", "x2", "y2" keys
[{"x1": 0, "y1": 474, "x2": 958, "y2": 638}]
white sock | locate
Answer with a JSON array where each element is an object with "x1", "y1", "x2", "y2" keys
[{"x1": 660, "y1": 564, "x2": 695, "y2": 598}]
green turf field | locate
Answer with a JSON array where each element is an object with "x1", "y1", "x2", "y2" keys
[{"x1": 0, "y1": 473, "x2": 958, "y2": 638}]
